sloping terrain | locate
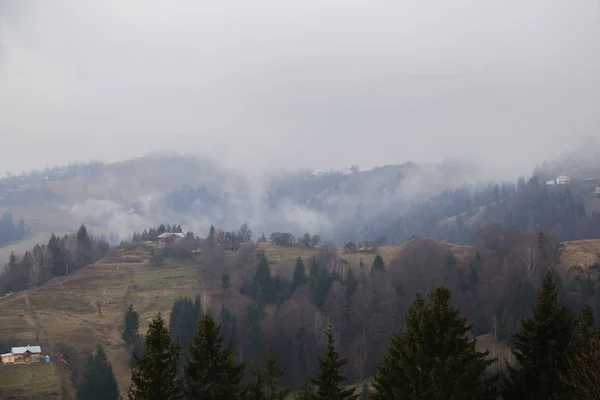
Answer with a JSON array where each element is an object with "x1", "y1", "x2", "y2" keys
[{"x1": 0, "y1": 239, "x2": 476, "y2": 399}]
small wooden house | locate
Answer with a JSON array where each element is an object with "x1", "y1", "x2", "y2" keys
[
  {"x1": 344, "y1": 242, "x2": 357, "y2": 254},
  {"x1": 10, "y1": 345, "x2": 42, "y2": 364}
]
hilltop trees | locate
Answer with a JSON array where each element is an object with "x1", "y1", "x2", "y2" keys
[
  {"x1": 503, "y1": 271, "x2": 576, "y2": 399},
  {"x1": 184, "y1": 315, "x2": 246, "y2": 399},
  {"x1": 77, "y1": 345, "x2": 119, "y2": 400},
  {"x1": 0, "y1": 225, "x2": 109, "y2": 296},
  {"x1": 371, "y1": 286, "x2": 497, "y2": 400},
  {"x1": 122, "y1": 303, "x2": 140, "y2": 344},
  {"x1": 128, "y1": 314, "x2": 183, "y2": 400}
]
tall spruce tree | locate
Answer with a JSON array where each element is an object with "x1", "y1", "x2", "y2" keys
[
  {"x1": 128, "y1": 314, "x2": 183, "y2": 400},
  {"x1": 292, "y1": 257, "x2": 307, "y2": 292},
  {"x1": 76, "y1": 345, "x2": 119, "y2": 400},
  {"x1": 263, "y1": 348, "x2": 291, "y2": 400},
  {"x1": 371, "y1": 286, "x2": 497, "y2": 400},
  {"x1": 311, "y1": 318, "x2": 358, "y2": 400},
  {"x1": 184, "y1": 314, "x2": 246, "y2": 399},
  {"x1": 503, "y1": 270, "x2": 575, "y2": 400},
  {"x1": 122, "y1": 303, "x2": 140, "y2": 344}
]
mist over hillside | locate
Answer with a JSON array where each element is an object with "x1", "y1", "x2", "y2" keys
[
  {"x1": 0, "y1": 155, "x2": 487, "y2": 253},
  {"x1": 1, "y1": 139, "x2": 600, "y2": 267}
]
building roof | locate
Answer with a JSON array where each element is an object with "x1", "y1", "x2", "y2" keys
[
  {"x1": 1, "y1": 353, "x2": 13, "y2": 357},
  {"x1": 157, "y1": 232, "x2": 185, "y2": 239},
  {"x1": 11, "y1": 345, "x2": 42, "y2": 355}
]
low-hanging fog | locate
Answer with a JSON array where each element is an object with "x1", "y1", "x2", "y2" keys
[
  {"x1": 1, "y1": 0, "x2": 599, "y2": 177},
  {"x1": 0, "y1": 1, "x2": 599, "y2": 263}
]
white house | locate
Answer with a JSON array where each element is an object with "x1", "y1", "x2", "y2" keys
[
  {"x1": 594, "y1": 187, "x2": 600, "y2": 196},
  {"x1": 556, "y1": 176, "x2": 571, "y2": 185}
]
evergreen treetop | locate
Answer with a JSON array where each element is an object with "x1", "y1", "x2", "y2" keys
[
  {"x1": 184, "y1": 314, "x2": 246, "y2": 399},
  {"x1": 76, "y1": 345, "x2": 119, "y2": 400},
  {"x1": 503, "y1": 270, "x2": 575, "y2": 399},
  {"x1": 128, "y1": 314, "x2": 183, "y2": 400},
  {"x1": 371, "y1": 286, "x2": 497, "y2": 400},
  {"x1": 122, "y1": 303, "x2": 140, "y2": 344},
  {"x1": 311, "y1": 318, "x2": 358, "y2": 400}
]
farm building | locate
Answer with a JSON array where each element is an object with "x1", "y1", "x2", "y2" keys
[
  {"x1": 344, "y1": 242, "x2": 357, "y2": 254},
  {"x1": 556, "y1": 176, "x2": 571, "y2": 185},
  {"x1": 1, "y1": 345, "x2": 42, "y2": 365},
  {"x1": 157, "y1": 232, "x2": 185, "y2": 245}
]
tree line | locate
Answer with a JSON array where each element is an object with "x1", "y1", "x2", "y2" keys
[
  {"x1": 0, "y1": 224, "x2": 109, "y2": 295},
  {"x1": 370, "y1": 176, "x2": 600, "y2": 246},
  {"x1": 77, "y1": 270, "x2": 600, "y2": 399}
]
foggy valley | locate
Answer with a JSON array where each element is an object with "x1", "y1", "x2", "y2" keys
[{"x1": 1, "y1": 1, "x2": 600, "y2": 399}]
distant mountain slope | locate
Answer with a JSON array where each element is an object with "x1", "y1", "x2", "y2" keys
[{"x1": 0, "y1": 156, "x2": 480, "y2": 255}]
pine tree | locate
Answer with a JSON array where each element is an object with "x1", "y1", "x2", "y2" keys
[
  {"x1": 311, "y1": 318, "x2": 358, "y2": 400},
  {"x1": 122, "y1": 303, "x2": 140, "y2": 344},
  {"x1": 184, "y1": 314, "x2": 246, "y2": 399},
  {"x1": 292, "y1": 257, "x2": 307, "y2": 292},
  {"x1": 253, "y1": 253, "x2": 274, "y2": 303},
  {"x1": 77, "y1": 345, "x2": 119, "y2": 400},
  {"x1": 128, "y1": 314, "x2": 183, "y2": 400},
  {"x1": 370, "y1": 255, "x2": 385, "y2": 275},
  {"x1": 247, "y1": 364, "x2": 267, "y2": 400},
  {"x1": 503, "y1": 270, "x2": 575, "y2": 400},
  {"x1": 371, "y1": 286, "x2": 497, "y2": 400},
  {"x1": 77, "y1": 224, "x2": 92, "y2": 266},
  {"x1": 263, "y1": 348, "x2": 291, "y2": 400},
  {"x1": 294, "y1": 377, "x2": 315, "y2": 400}
]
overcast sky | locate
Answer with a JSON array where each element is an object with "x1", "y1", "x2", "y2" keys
[{"x1": 0, "y1": 0, "x2": 599, "y2": 177}]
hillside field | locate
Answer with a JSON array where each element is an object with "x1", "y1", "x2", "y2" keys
[{"x1": 1, "y1": 239, "x2": 597, "y2": 398}]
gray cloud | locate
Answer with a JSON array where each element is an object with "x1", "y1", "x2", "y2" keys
[{"x1": 1, "y1": 0, "x2": 599, "y2": 178}]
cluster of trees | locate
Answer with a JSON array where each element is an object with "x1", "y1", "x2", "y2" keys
[
  {"x1": 186, "y1": 220, "x2": 600, "y2": 388},
  {"x1": 0, "y1": 224, "x2": 109, "y2": 295},
  {"x1": 0, "y1": 212, "x2": 28, "y2": 247},
  {"x1": 260, "y1": 232, "x2": 321, "y2": 247},
  {"x1": 77, "y1": 270, "x2": 600, "y2": 399},
  {"x1": 207, "y1": 222, "x2": 253, "y2": 244},
  {"x1": 123, "y1": 312, "x2": 359, "y2": 400}
]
